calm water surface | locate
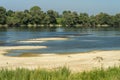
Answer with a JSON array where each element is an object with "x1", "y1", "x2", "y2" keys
[{"x1": 0, "y1": 27, "x2": 120, "y2": 56}]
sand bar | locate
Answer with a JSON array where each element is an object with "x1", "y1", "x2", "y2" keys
[
  {"x1": 28, "y1": 37, "x2": 68, "y2": 41},
  {"x1": 0, "y1": 46, "x2": 47, "y2": 55},
  {"x1": 17, "y1": 37, "x2": 68, "y2": 43},
  {"x1": 0, "y1": 46, "x2": 47, "y2": 50},
  {"x1": 0, "y1": 49, "x2": 120, "y2": 72},
  {"x1": 18, "y1": 41, "x2": 45, "y2": 43}
]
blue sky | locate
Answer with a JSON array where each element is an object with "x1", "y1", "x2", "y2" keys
[{"x1": 0, "y1": 0, "x2": 120, "y2": 15}]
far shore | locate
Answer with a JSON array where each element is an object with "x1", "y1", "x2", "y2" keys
[{"x1": 0, "y1": 24, "x2": 110, "y2": 28}]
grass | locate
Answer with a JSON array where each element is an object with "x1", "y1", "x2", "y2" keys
[{"x1": 0, "y1": 66, "x2": 120, "y2": 80}]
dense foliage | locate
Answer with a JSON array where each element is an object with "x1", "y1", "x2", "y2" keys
[
  {"x1": 0, "y1": 67, "x2": 120, "y2": 80},
  {"x1": 0, "y1": 6, "x2": 120, "y2": 27}
]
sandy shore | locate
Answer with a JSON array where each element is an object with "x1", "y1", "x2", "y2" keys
[
  {"x1": 0, "y1": 37, "x2": 119, "y2": 72},
  {"x1": 0, "y1": 49, "x2": 120, "y2": 72}
]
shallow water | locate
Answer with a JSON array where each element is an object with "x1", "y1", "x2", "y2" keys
[{"x1": 0, "y1": 27, "x2": 120, "y2": 56}]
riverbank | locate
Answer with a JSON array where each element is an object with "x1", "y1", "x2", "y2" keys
[
  {"x1": 0, "y1": 37, "x2": 120, "y2": 72},
  {"x1": 0, "y1": 24, "x2": 111, "y2": 28},
  {"x1": 0, "y1": 49, "x2": 120, "y2": 72}
]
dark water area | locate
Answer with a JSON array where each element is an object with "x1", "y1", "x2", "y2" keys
[{"x1": 0, "y1": 27, "x2": 120, "y2": 56}]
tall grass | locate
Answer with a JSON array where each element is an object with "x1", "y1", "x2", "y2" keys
[{"x1": 0, "y1": 66, "x2": 120, "y2": 80}]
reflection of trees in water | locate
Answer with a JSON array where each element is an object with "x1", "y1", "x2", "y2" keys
[
  {"x1": 0, "y1": 27, "x2": 7, "y2": 31},
  {"x1": 0, "y1": 28, "x2": 8, "y2": 46}
]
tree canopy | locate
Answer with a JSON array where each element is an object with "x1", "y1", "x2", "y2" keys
[
  {"x1": 0, "y1": 6, "x2": 120, "y2": 27},
  {"x1": 0, "y1": 7, "x2": 6, "y2": 24}
]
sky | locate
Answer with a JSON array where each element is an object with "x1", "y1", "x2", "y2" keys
[{"x1": 0, "y1": 0, "x2": 120, "y2": 15}]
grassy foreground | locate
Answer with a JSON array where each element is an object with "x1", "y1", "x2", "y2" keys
[{"x1": 0, "y1": 66, "x2": 120, "y2": 80}]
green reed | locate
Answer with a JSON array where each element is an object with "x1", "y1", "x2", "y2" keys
[{"x1": 0, "y1": 66, "x2": 120, "y2": 80}]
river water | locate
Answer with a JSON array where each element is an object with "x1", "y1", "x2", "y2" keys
[{"x1": 0, "y1": 27, "x2": 120, "y2": 56}]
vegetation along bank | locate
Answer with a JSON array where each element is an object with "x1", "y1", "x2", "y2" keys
[{"x1": 0, "y1": 6, "x2": 120, "y2": 27}]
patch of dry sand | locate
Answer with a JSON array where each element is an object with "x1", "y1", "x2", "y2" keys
[{"x1": 0, "y1": 49, "x2": 120, "y2": 72}]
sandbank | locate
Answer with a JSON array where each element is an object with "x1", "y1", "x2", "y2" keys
[
  {"x1": 0, "y1": 46, "x2": 47, "y2": 50},
  {"x1": 0, "y1": 46, "x2": 47, "y2": 55},
  {"x1": 18, "y1": 41, "x2": 45, "y2": 43},
  {"x1": 17, "y1": 37, "x2": 68, "y2": 43},
  {"x1": 28, "y1": 37, "x2": 68, "y2": 41}
]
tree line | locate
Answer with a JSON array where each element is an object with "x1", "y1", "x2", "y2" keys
[{"x1": 0, "y1": 6, "x2": 120, "y2": 27}]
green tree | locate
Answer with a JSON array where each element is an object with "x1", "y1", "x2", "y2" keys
[
  {"x1": 62, "y1": 11, "x2": 76, "y2": 26},
  {"x1": 6, "y1": 11, "x2": 21, "y2": 26},
  {"x1": 22, "y1": 13, "x2": 32, "y2": 25},
  {"x1": 30, "y1": 6, "x2": 41, "y2": 13},
  {"x1": 14, "y1": 11, "x2": 26, "y2": 25},
  {"x1": 29, "y1": 6, "x2": 44, "y2": 25},
  {"x1": 114, "y1": 13, "x2": 120, "y2": 27},
  {"x1": 42, "y1": 14, "x2": 50, "y2": 25},
  {"x1": 6, "y1": 16, "x2": 20, "y2": 26},
  {"x1": 72, "y1": 12, "x2": 79, "y2": 25},
  {"x1": 6, "y1": 10, "x2": 14, "y2": 17},
  {"x1": 89, "y1": 15, "x2": 97, "y2": 27},
  {"x1": 79, "y1": 13, "x2": 90, "y2": 26},
  {"x1": 47, "y1": 10, "x2": 58, "y2": 24},
  {"x1": 95, "y1": 12, "x2": 111, "y2": 25},
  {"x1": 0, "y1": 7, "x2": 6, "y2": 24}
]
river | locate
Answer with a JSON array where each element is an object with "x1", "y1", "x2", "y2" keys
[{"x1": 0, "y1": 27, "x2": 120, "y2": 56}]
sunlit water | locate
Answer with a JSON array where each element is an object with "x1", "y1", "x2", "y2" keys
[{"x1": 0, "y1": 27, "x2": 120, "y2": 56}]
